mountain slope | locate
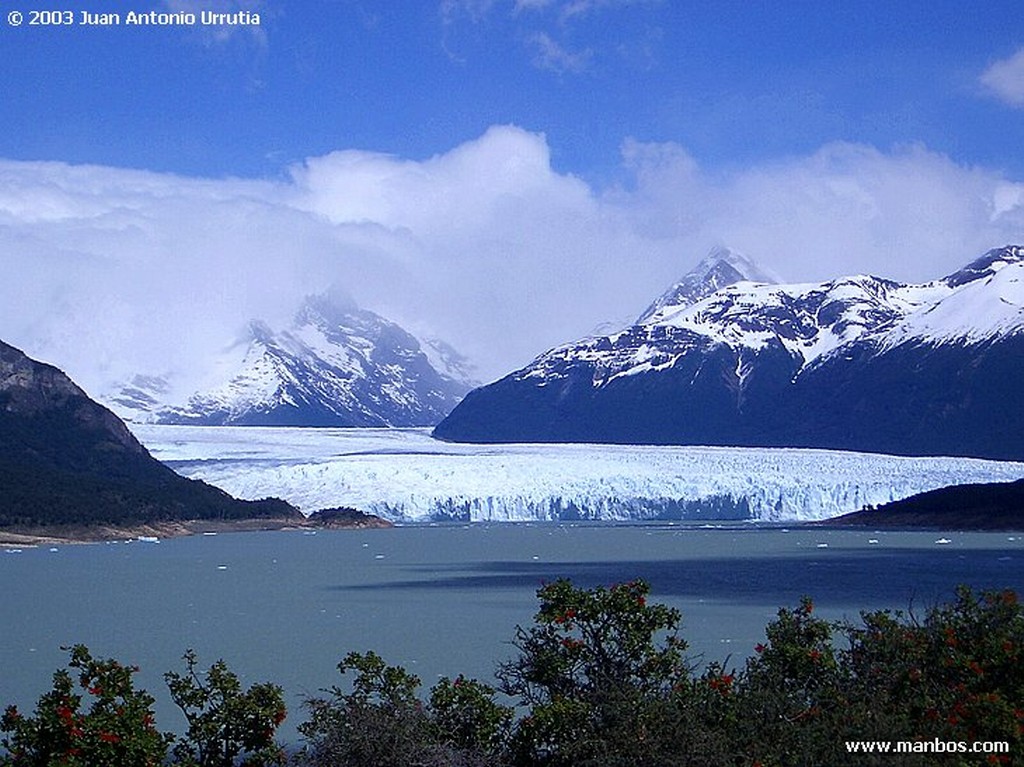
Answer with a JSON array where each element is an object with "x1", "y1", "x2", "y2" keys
[
  {"x1": 0, "y1": 339, "x2": 298, "y2": 528},
  {"x1": 434, "y1": 245, "x2": 1024, "y2": 460},
  {"x1": 109, "y1": 294, "x2": 474, "y2": 427}
]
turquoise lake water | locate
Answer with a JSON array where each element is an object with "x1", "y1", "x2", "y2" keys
[{"x1": 3, "y1": 523, "x2": 1023, "y2": 745}]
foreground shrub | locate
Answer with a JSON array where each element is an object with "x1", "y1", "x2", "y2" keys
[
  {"x1": 3, "y1": 582, "x2": 1022, "y2": 766},
  {"x1": 0, "y1": 644, "x2": 171, "y2": 766},
  {"x1": 1, "y1": 648, "x2": 286, "y2": 767},
  {"x1": 729, "y1": 588, "x2": 1024, "y2": 766},
  {"x1": 497, "y1": 578, "x2": 691, "y2": 766},
  {"x1": 429, "y1": 675, "x2": 513, "y2": 758},
  {"x1": 836, "y1": 587, "x2": 1024, "y2": 761},
  {"x1": 297, "y1": 651, "x2": 510, "y2": 766},
  {"x1": 164, "y1": 650, "x2": 287, "y2": 766}
]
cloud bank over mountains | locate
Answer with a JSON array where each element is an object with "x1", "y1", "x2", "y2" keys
[{"x1": 2, "y1": 125, "x2": 1023, "y2": 394}]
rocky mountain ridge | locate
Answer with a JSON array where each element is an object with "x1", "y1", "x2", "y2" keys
[{"x1": 434, "y1": 245, "x2": 1024, "y2": 460}]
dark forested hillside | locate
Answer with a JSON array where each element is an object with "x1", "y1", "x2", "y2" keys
[
  {"x1": 0, "y1": 339, "x2": 298, "y2": 528},
  {"x1": 828, "y1": 478, "x2": 1024, "y2": 530}
]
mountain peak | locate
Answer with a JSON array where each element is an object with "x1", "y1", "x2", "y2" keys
[
  {"x1": 636, "y1": 247, "x2": 776, "y2": 324},
  {"x1": 695, "y1": 246, "x2": 775, "y2": 282},
  {"x1": 295, "y1": 289, "x2": 360, "y2": 328},
  {"x1": 943, "y1": 244, "x2": 1024, "y2": 288},
  {"x1": 108, "y1": 293, "x2": 474, "y2": 428}
]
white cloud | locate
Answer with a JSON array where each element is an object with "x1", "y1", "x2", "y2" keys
[
  {"x1": 560, "y1": 0, "x2": 658, "y2": 21},
  {"x1": 440, "y1": 0, "x2": 500, "y2": 24},
  {"x1": 1, "y1": 127, "x2": 1022, "y2": 397},
  {"x1": 443, "y1": 0, "x2": 659, "y2": 73},
  {"x1": 0, "y1": 162, "x2": 337, "y2": 396},
  {"x1": 677, "y1": 141, "x2": 1022, "y2": 283},
  {"x1": 980, "y1": 48, "x2": 1024, "y2": 108},
  {"x1": 527, "y1": 31, "x2": 592, "y2": 73},
  {"x1": 514, "y1": 0, "x2": 658, "y2": 21}
]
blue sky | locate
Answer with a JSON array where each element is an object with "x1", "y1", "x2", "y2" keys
[
  {"x1": 1, "y1": 0, "x2": 1023, "y2": 388},
  {"x1": 2, "y1": 0, "x2": 1022, "y2": 179}
]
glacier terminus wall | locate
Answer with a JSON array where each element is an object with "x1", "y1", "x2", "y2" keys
[{"x1": 135, "y1": 426, "x2": 1024, "y2": 524}]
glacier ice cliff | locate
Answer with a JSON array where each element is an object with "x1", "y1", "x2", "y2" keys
[{"x1": 134, "y1": 426, "x2": 1024, "y2": 524}]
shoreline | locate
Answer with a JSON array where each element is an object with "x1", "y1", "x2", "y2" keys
[
  {"x1": 0, "y1": 514, "x2": 393, "y2": 548},
  {"x1": 7, "y1": 513, "x2": 1019, "y2": 547}
]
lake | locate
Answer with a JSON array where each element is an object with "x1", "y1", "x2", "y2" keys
[{"x1": 2, "y1": 523, "x2": 1023, "y2": 745}]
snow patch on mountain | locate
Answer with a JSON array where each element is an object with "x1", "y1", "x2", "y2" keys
[{"x1": 880, "y1": 249, "x2": 1024, "y2": 349}]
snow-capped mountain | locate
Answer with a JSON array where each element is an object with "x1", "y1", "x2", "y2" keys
[
  {"x1": 108, "y1": 294, "x2": 475, "y2": 427},
  {"x1": 434, "y1": 245, "x2": 1024, "y2": 461}
]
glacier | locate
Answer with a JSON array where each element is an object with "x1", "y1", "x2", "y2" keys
[{"x1": 132, "y1": 425, "x2": 1024, "y2": 524}]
